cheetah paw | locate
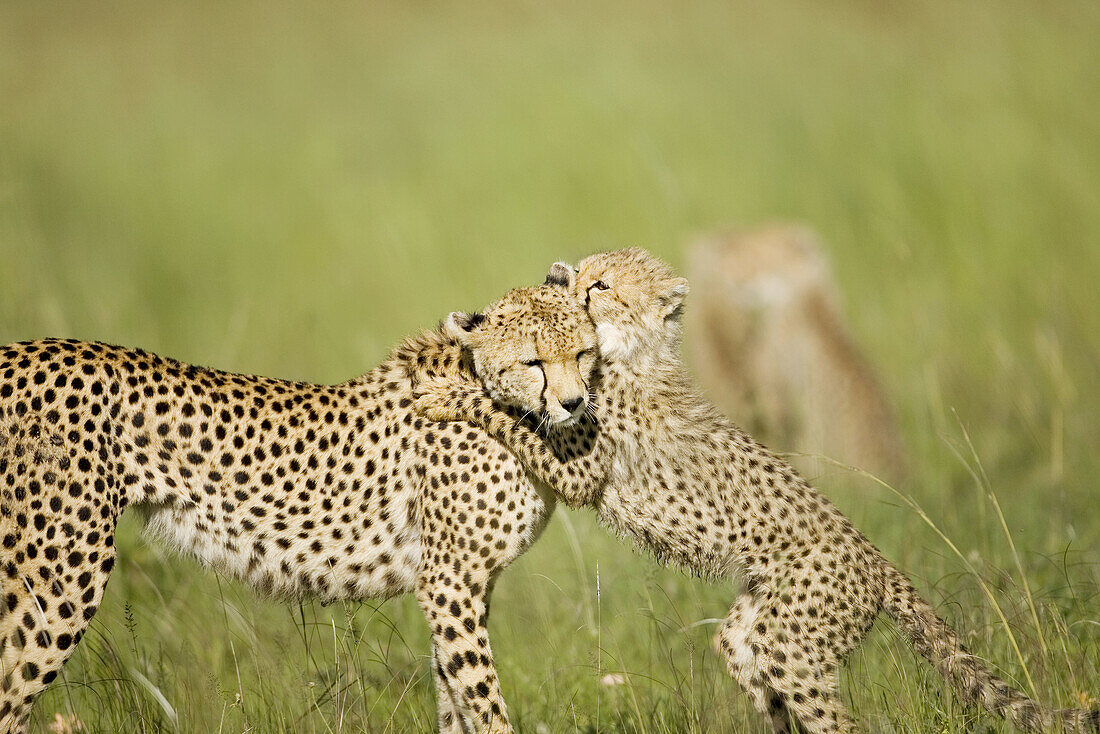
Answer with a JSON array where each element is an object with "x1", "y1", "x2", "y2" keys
[{"x1": 412, "y1": 380, "x2": 473, "y2": 422}]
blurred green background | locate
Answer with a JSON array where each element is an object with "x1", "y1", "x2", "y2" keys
[{"x1": 2, "y1": 1, "x2": 1099, "y2": 732}]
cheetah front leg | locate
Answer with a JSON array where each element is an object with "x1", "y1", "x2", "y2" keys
[
  {"x1": 416, "y1": 568, "x2": 510, "y2": 734},
  {"x1": 430, "y1": 642, "x2": 469, "y2": 734}
]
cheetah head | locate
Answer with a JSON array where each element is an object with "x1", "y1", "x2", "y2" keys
[
  {"x1": 444, "y1": 268, "x2": 599, "y2": 428},
  {"x1": 550, "y1": 247, "x2": 689, "y2": 365}
]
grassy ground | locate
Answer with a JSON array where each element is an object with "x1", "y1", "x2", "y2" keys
[{"x1": 2, "y1": 1, "x2": 1099, "y2": 731}]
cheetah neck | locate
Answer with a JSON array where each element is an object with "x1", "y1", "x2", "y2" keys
[{"x1": 596, "y1": 324, "x2": 687, "y2": 387}]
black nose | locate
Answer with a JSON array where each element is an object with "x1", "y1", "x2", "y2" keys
[{"x1": 561, "y1": 397, "x2": 584, "y2": 414}]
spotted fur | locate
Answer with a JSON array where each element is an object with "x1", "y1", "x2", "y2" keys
[
  {"x1": 0, "y1": 301, "x2": 594, "y2": 733},
  {"x1": 415, "y1": 248, "x2": 1100, "y2": 734}
]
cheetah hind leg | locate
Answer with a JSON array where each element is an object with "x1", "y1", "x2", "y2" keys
[
  {"x1": 763, "y1": 650, "x2": 854, "y2": 734},
  {"x1": 715, "y1": 595, "x2": 799, "y2": 734},
  {"x1": 1, "y1": 580, "x2": 102, "y2": 734},
  {"x1": 1, "y1": 582, "x2": 93, "y2": 734},
  {"x1": 1, "y1": 535, "x2": 116, "y2": 734},
  {"x1": 717, "y1": 594, "x2": 860, "y2": 734}
]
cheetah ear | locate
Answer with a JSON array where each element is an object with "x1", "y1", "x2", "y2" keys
[
  {"x1": 442, "y1": 311, "x2": 486, "y2": 346},
  {"x1": 544, "y1": 262, "x2": 576, "y2": 290},
  {"x1": 658, "y1": 277, "x2": 690, "y2": 317}
]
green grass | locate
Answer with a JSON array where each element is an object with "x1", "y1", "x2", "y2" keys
[{"x1": 2, "y1": 1, "x2": 1099, "y2": 731}]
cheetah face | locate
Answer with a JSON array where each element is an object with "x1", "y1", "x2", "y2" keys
[
  {"x1": 444, "y1": 273, "x2": 599, "y2": 428},
  {"x1": 552, "y1": 248, "x2": 689, "y2": 364}
]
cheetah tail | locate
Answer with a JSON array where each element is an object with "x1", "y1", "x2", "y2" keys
[{"x1": 883, "y1": 566, "x2": 1100, "y2": 733}]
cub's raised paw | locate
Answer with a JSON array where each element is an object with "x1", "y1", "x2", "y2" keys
[{"x1": 413, "y1": 380, "x2": 475, "y2": 423}]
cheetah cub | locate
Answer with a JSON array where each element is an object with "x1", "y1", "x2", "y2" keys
[{"x1": 414, "y1": 250, "x2": 1099, "y2": 734}]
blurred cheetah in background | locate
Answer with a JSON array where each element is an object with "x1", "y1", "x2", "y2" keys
[{"x1": 687, "y1": 224, "x2": 907, "y2": 481}]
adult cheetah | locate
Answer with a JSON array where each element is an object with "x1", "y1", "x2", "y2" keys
[
  {"x1": 414, "y1": 250, "x2": 1100, "y2": 733},
  {"x1": 0, "y1": 283, "x2": 596, "y2": 734}
]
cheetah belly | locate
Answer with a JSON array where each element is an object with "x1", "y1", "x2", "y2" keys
[{"x1": 140, "y1": 485, "x2": 423, "y2": 603}]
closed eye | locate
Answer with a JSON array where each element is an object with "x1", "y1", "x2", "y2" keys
[
  {"x1": 589, "y1": 280, "x2": 609, "y2": 292},
  {"x1": 523, "y1": 359, "x2": 543, "y2": 367}
]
